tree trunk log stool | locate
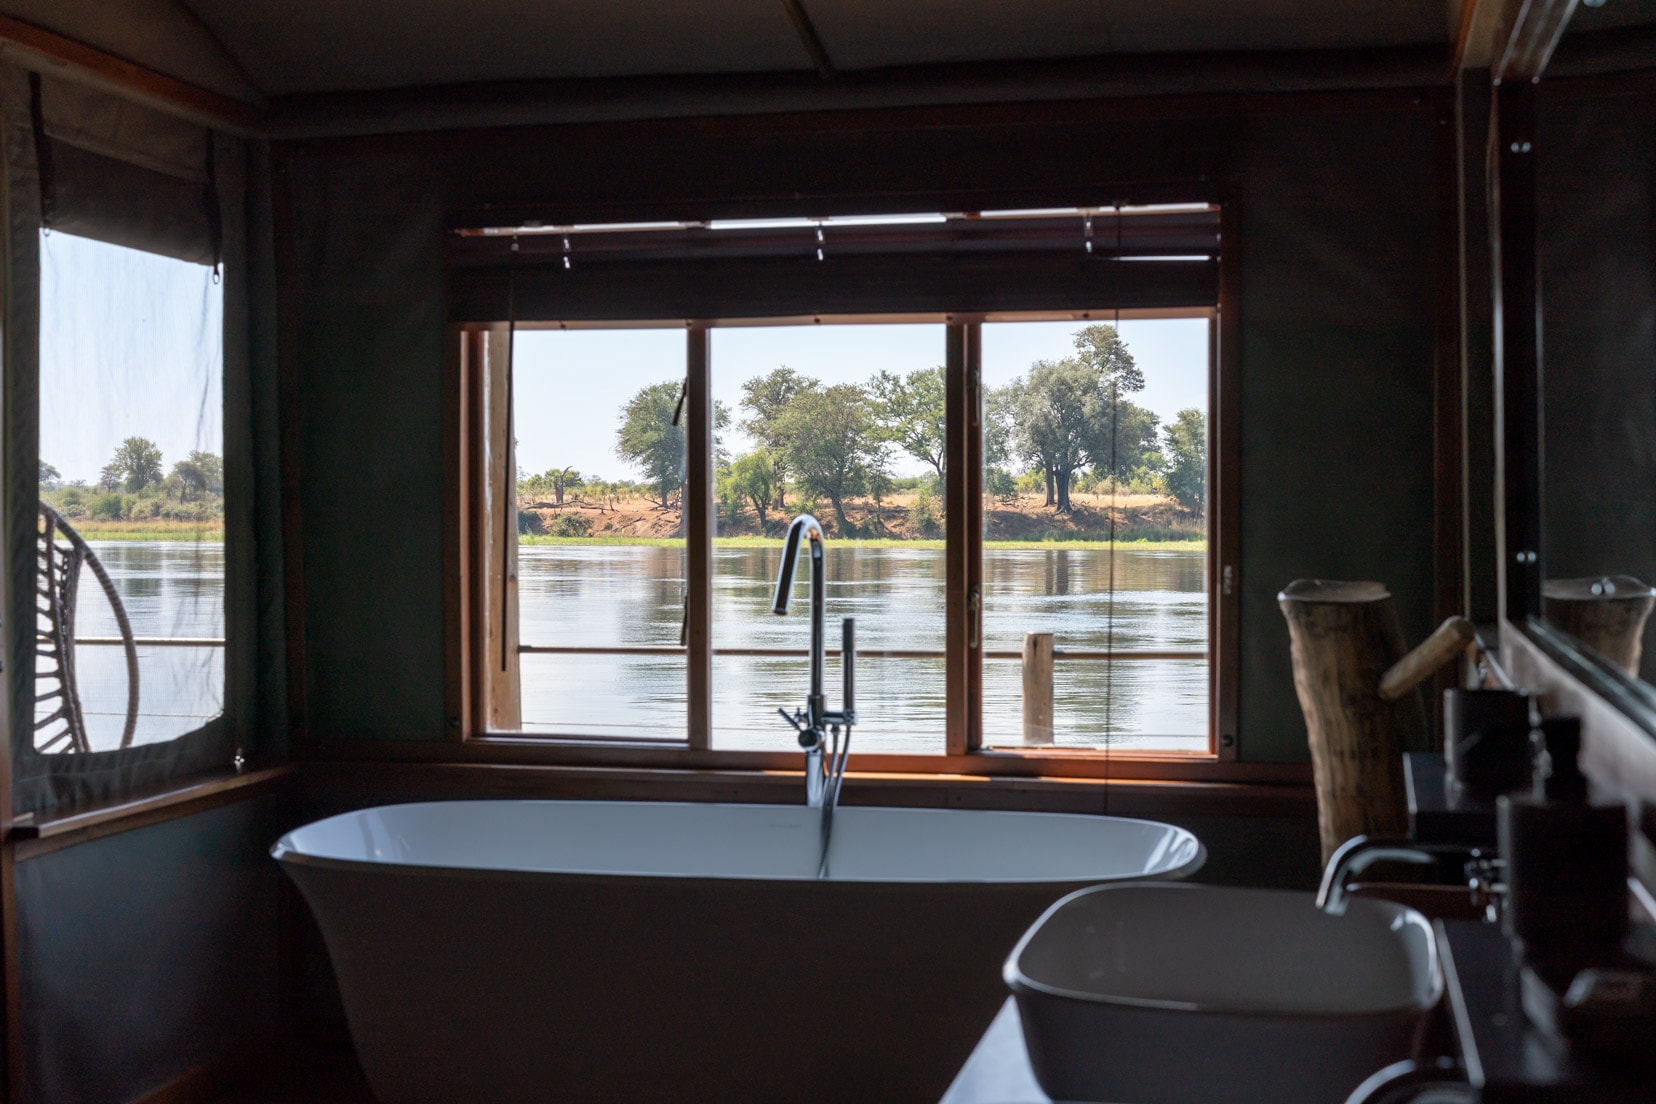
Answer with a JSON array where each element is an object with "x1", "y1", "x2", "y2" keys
[
  {"x1": 1279, "y1": 580, "x2": 1475, "y2": 865},
  {"x1": 1543, "y1": 576, "x2": 1656, "y2": 678}
]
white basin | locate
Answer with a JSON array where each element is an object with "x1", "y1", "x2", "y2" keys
[{"x1": 1005, "y1": 883, "x2": 1442, "y2": 1104}]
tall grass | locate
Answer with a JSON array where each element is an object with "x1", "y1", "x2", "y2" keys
[{"x1": 65, "y1": 519, "x2": 224, "y2": 541}]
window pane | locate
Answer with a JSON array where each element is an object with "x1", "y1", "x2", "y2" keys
[
  {"x1": 711, "y1": 324, "x2": 946, "y2": 753},
  {"x1": 513, "y1": 329, "x2": 687, "y2": 739},
  {"x1": 981, "y1": 318, "x2": 1209, "y2": 752},
  {"x1": 38, "y1": 231, "x2": 225, "y2": 752}
]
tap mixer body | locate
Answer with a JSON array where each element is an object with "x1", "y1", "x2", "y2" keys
[{"x1": 772, "y1": 515, "x2": 856, "y2": 858}]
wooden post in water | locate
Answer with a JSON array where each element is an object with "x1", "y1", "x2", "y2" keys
[{"x1": 1022, "y1": 632, "x2": 1055, "y2": 744}]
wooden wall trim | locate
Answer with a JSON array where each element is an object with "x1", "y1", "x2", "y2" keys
[
  {"x1": 301, "y1": 758, "x2": 1315, "y2": 820},
  {"x1": 1214, "y1": 204, "x2": 1241, "y2": 758},
  {"x1": 442, "y1": 329, "x2": 473, "y2": 737},
  {"x1": 0, "y1": 14, "x2": 266, "y2": 135},
  {"x1": 299, "y1": 737, "x2": 1309, "y2": 784},
  {"x1": 9, "y1": 765, "x2": 296, "y2": 863}
]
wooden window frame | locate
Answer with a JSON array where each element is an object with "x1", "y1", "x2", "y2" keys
[{"x1": 448, "y1": 230, "x2": 1244, "y2": 782}]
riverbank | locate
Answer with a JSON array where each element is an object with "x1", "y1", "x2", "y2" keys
[{"x1": 522, "y1": 488, "x2": 1204, "y2": 543}]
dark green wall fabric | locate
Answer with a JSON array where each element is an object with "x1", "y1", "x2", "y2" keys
[
  {"x1": 15, "y1": 798, "x2": 283, "y2": 1104},
  {"x1": 281, "y1": 96, "x2": 1441, "y2": 761},
  {"x1": 285, "y1": 155, "x2": 447, "y2": 739}
]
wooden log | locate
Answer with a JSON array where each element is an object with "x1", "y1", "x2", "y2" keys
[
  {"x1": 1379, "y1": 616, "x2": 1477, "y2": 701},
  {"x1": 1278, "y1": 580, "x2": 1431, "y2": 865},
  {"x1": 1022, "y1": 632, "x2": 1054, "y2": 744},
  {"x1": 1543, "y1": 576, "x2": 1656, "y2": 677}
]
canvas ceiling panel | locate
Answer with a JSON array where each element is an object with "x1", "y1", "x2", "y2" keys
[
  {"x1": 0, "y1": 0, "x2": 260, "y2": 102},
  {"x1": 807, "y1": 0, "x2": 1451, "y2": 70},
  {"x1": 184, "y1": 0, "x2": 806, "y2": 94}
]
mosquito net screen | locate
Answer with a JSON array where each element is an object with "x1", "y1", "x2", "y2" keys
[{"x1": 37, "y1": 229, "x2": 225, "y2": 753}]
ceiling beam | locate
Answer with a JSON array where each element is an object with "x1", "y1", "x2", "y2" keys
[
  {"x1": 779, "y1": 0, "x2": 836, "y2": 81},
  {"x1": 0, "y1": 13, "x2": 266, "y2": 134}
]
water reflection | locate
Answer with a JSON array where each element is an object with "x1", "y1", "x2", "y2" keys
[{"x1": 519, "y1": 543, "x2": 1208, "y2": 753}]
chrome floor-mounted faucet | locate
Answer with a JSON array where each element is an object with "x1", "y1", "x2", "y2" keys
[{"x1": 772, "y1": 514, "x2": 855, "y2": 876}]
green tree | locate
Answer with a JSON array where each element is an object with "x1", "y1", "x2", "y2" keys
[
  {"x1": 616, "y1": 381, "x2": 688, "y2": 508},
  {"x1": 1071, "y1": 323, "x2": 1146, "y2": 393},
  {"x1": 775, "y1": 383, "x2": 887, "y2": 530},
  {"x1": 1163, "y1": 408, "x2": 1207, "y2": 512},
  {"x1": 39, "y1": 460, "x2": 61, "y2": 487},
  {"x1": 108, "y1": 437, "x2": 163, "y2": 493},
  {"x1": 89, "y1": 492, "x2": 124, "y2": 520},
  {"x1": 727, "y1": 449, "x2": 778, "y2": 526},
  {"x1": 870, "y1": 365, "x2": 946, "y2": 482},
  {"x1": 170, "y1": 459, "x2": 207, "y2": 502},
  {"x1": 1006, "y1": 360, "x2": 1103, "y2": 513},
  {"x1": 984, "y1": 385, "x2": 1016, "y2": 470},
  {"x1": 615, "y1": 381, "x2": 728, "y2": 509},
  {"x1": 739, "y1": 367, "x2": 811, "y2": 509},
  {"x1": 1089, "y1": 396, "x2": 1161, "y2": 482},
  {"x1": 185, "y1": 450, "x2": 223, "y2": 494}
]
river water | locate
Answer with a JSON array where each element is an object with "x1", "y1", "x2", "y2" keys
[
  {"x1": 50, "y1": 541, "x2": 1209, "y2": 756},
  {"x1": 48, "y1": 541, "x2": 225, "y2": 751},
  {"x1": 519, "y1": 544, "x2": 1209, "y2": 754}
]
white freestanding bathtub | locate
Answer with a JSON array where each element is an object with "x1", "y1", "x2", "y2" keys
[{"x1": 274, "y1": 800, "x2": 1203, "y2": 1104}]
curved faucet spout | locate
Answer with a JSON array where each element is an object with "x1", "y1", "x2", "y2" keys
[
  {"x1": 771, "y1": 514, "x2": 823, "y2": 614},
  {"x1": 773, "y1": 515, "x2": 827, "y2": 725}
]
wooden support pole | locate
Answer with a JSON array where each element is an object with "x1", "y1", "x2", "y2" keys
[
  {"x1": 1022, "y1": 632, "x2": 1055, "y2": 744},
  {"x1": 686, "y1": 326, "x2": 713, "y2": 750}
]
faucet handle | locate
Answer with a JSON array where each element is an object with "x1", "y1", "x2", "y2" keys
[{"x1": 776, "y1": 707, "x2": 820, "y2": 749}]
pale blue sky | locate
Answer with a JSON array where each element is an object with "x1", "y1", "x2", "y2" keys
[
  {"x1": 513, "y1": 317, "x2": 1209, "y2": 481},
  {"x1": 40, "y1": 231, "x2": 223, "y2": 485},
  {"x1": 39, "y1": 227, "x2": 1207, "y2": 489}
]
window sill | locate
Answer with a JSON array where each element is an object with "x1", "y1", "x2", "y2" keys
[{"x1": 8, "y1": 763, "x2": 297, "y2": 861}]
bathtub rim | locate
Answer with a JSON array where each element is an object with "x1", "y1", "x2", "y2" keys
[{"x1": 270, "y1": 798, "x2": 1207, "y2": 886}]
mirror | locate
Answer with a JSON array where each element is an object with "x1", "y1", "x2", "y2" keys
[{"x1": 1537, "y1": 9, "x2": 1656, "y2": 684}]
